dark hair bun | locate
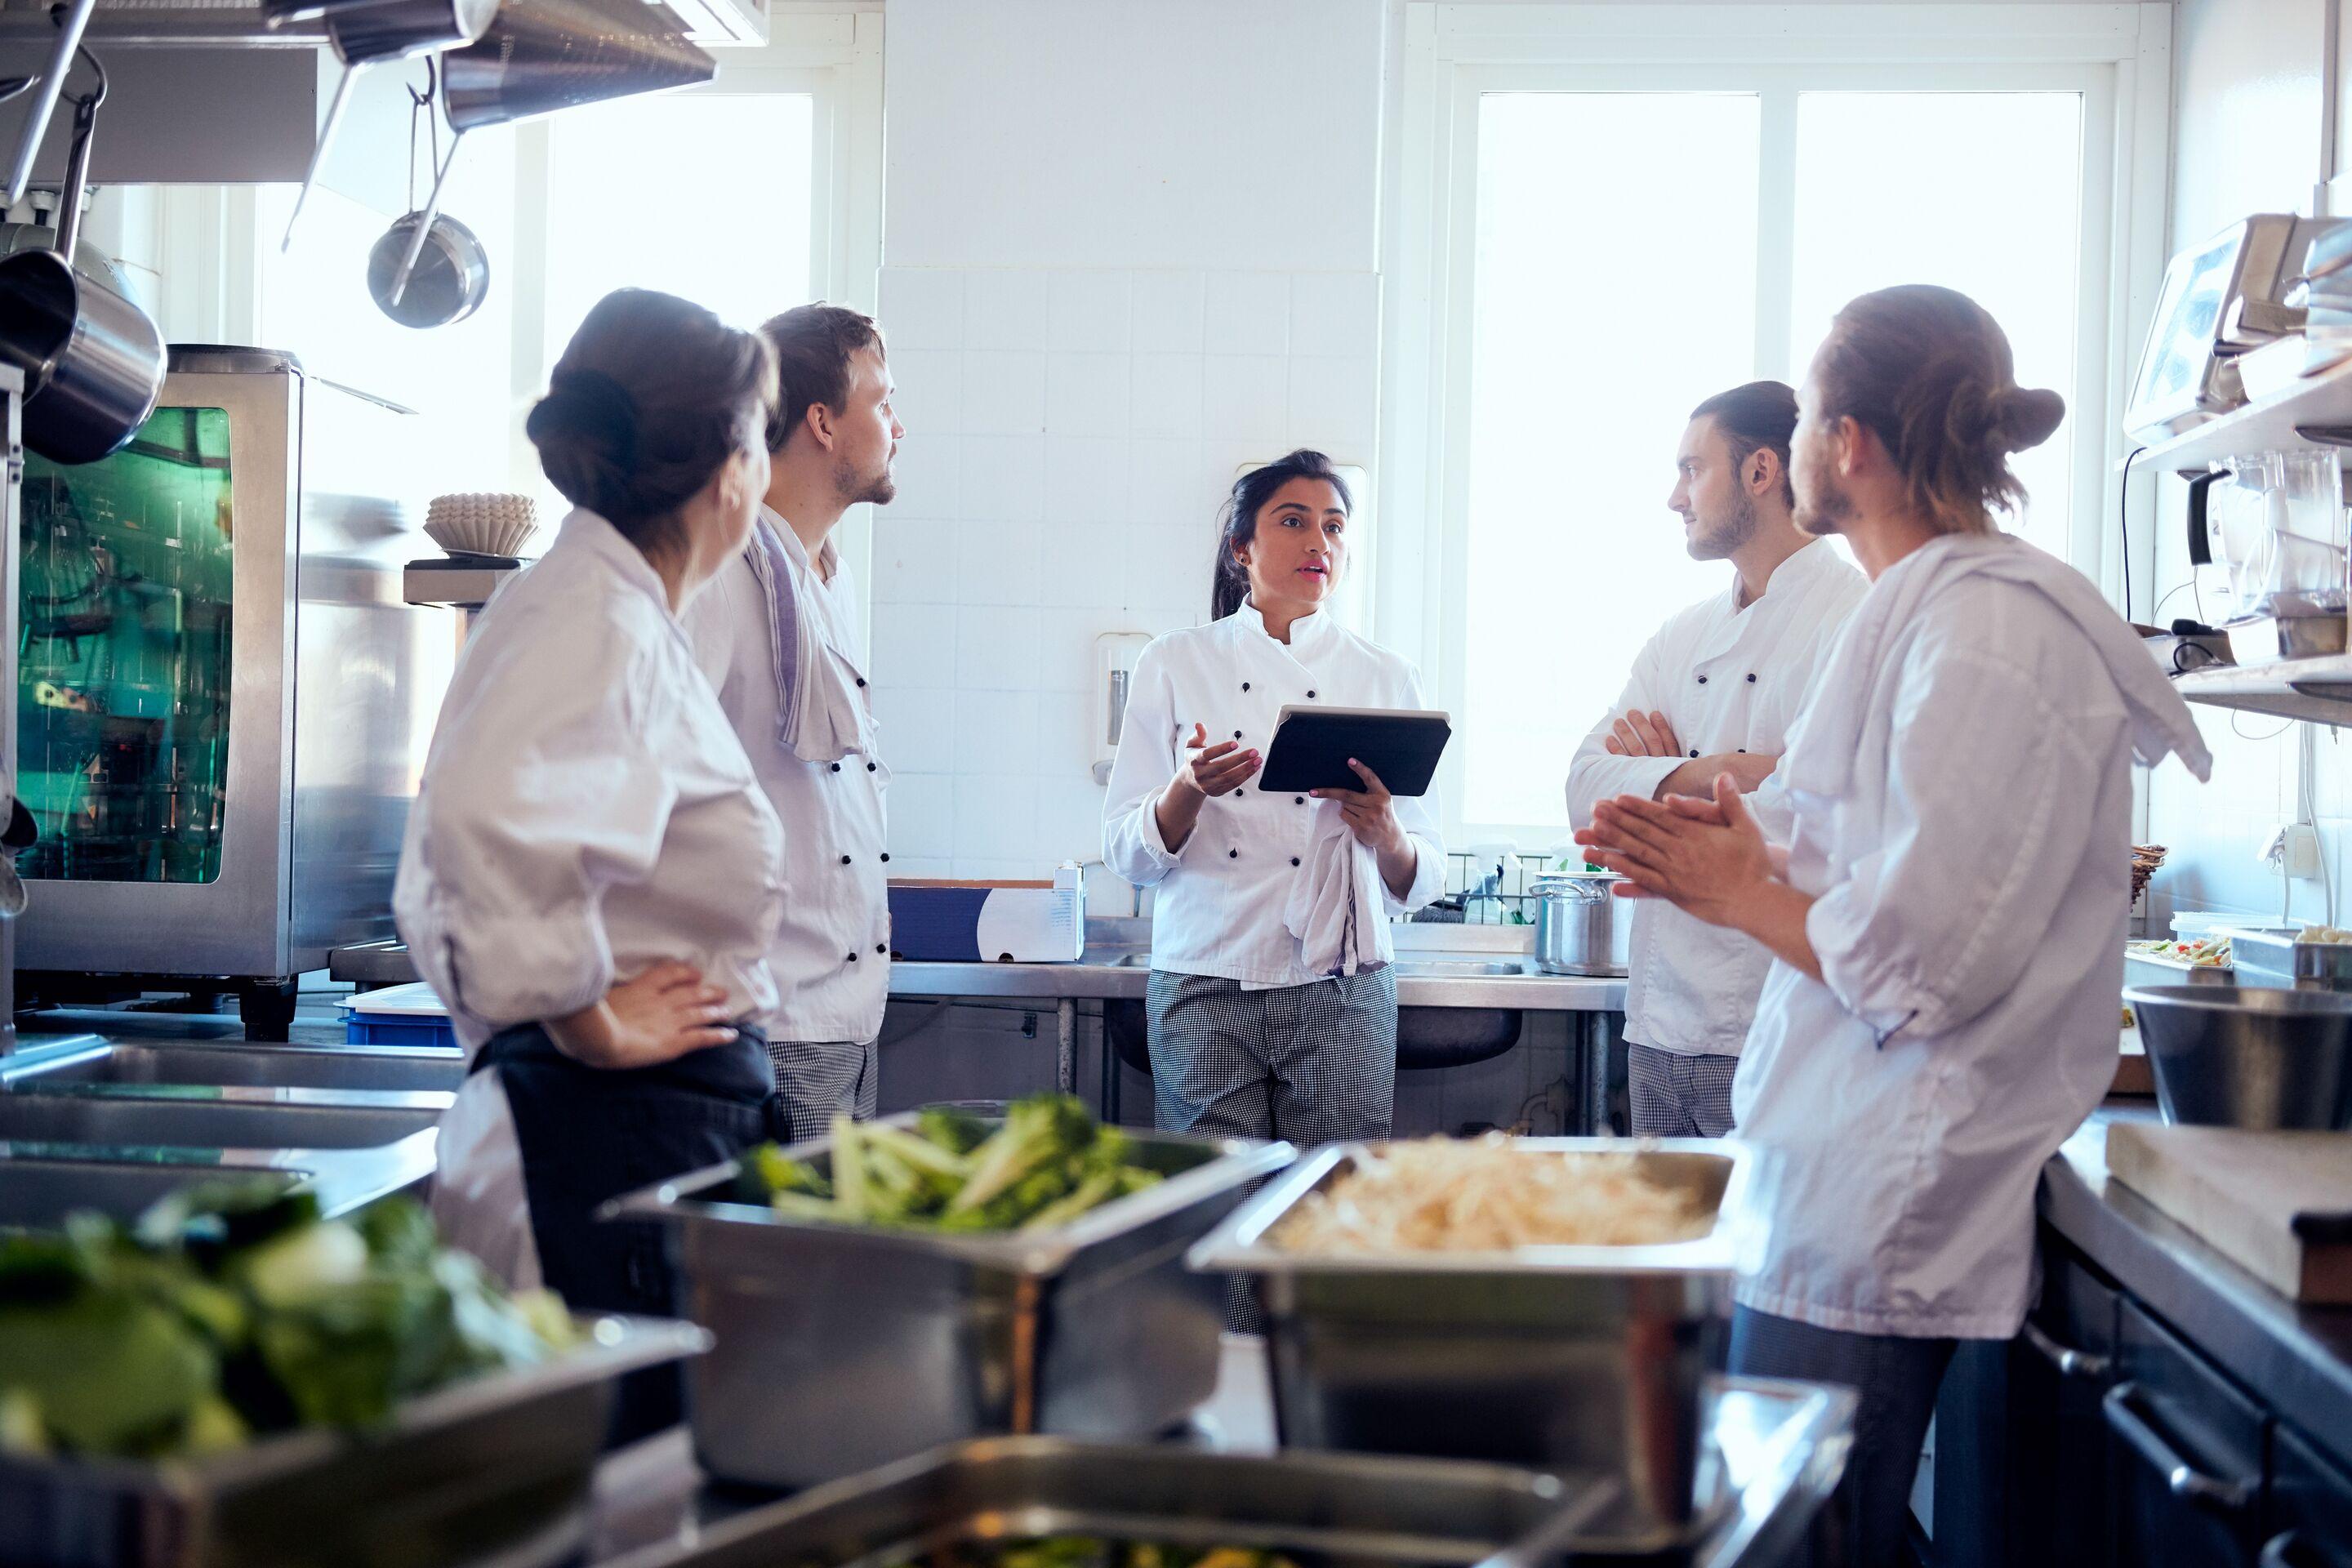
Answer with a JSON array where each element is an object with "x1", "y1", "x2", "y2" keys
[
  {"x1": 1993, "y1": 385, "x2": 2066, "y2": 453},
  {"x1": 526, "y1": 369, "x2": 640, "y2": 519}
]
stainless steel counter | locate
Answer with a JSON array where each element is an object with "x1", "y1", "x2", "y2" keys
[
  {"x1": 889, "y1": 947, "x2": 1628, "y2": 1011},
  {"x1": 2040, "y1": 1106, "x2": 2352, "y2": 1476}
]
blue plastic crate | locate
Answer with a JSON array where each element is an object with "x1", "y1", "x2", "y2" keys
[{"x1": 344, "y1": 1013, "x2": 459, "y2": 1050}]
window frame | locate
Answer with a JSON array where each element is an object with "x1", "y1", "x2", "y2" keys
[
  {"x1": 1380, "y1": 2, "x2": 2175, "y2": 849},
  {"x1": 504, "y1": 10, "x2": 886, "y2": 590}
]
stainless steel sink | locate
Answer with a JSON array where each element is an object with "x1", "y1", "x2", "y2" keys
[
  {"x1": 0, "y1": 1085, "x2": 451, "y2": 1150},
  {"x1": 1392, "y1": 959, "x2": 1528, "y2": 978},
  {"x1": 2, "y1": 1039, "x2": 465, "y2": 1094},
  {"x1": 0, "y1": 1159, "x2": 304, "y2": 1227}
]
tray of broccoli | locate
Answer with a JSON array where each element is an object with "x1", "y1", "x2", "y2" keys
[{"x1": 0, "y1": 1180, "x2": 708, "y2": 1568}]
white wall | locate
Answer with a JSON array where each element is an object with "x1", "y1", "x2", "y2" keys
[
  {"x1": 2144, "y1": 0, "x2": 2341, "y2": 928},
  {"x1": 871, "y1": 0, "x2": 1388, "y2": 882}
]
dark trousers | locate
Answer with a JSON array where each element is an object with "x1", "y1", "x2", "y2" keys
[
  {"x1": 479, "y1": 1022, "x2": 779, "y2": 1441},
  {"x1": 1729, "y1": 1304, "x2": 1961, "y2": 1568}
]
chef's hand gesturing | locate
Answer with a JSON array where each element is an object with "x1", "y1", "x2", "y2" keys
[
  {"x1": 1174, "y1": 722, "x2": 1260, "y2": 800},
  {"x1": 1314, "y1": 759, "x2": 1420, "y2": 899},
  {"x1": 548, "y1": 960, "x2": 738, "y2": 1070},
  {"x1": 1154, "y1": 723, "x2": 1260, "y2": 853}
]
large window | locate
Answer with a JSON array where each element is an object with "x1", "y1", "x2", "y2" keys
[{"x1": 1392, "y1": 5, "x2": 2169, "y2": 842}]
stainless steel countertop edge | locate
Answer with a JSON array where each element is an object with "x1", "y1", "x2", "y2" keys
[
  {"x1": 889, "y1": 952, "x2": 1628, "y2": 1011},
  {"x1": 2040, "y1": 1108, "x2": 2352, "y2": 1474}
]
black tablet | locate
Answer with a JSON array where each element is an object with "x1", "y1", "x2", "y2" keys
[{"x1": 1257, "y1": 705, "x2": 1451, "y2": 796}]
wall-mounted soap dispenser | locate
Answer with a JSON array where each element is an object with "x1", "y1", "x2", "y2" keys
[{"x1": 1092, "y1": 631, "x2": 1151, "y2": 784}]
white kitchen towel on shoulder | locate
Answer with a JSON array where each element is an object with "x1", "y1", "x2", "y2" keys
[
  {"x1": 1784, "y1": 532, "x2": 2213, "y2": 797},
  {"x1": 1279, "y1": 798, "x2": 1389, "y2": 984},
  {"x1": 747, "y1": 509, "x2": 868, "y2": 765}
]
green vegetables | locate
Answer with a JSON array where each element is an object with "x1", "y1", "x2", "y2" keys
[
  {"x1": 740, "y1": 1095, "x2": 1164, "y2": 1233},
  {"x1": 908, "y1": 1539, "x2": 1303, "y2": 1568},
  {"x1": 0, "y1": 1181, "x2": 577, "y2": 1461}
]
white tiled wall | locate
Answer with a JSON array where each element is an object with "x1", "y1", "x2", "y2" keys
[{"x1": 871, "y1": 266, "x2": 1381, "y2": 881}]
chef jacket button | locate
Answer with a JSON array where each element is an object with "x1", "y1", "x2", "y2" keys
[
  {"x1": 847, "y1": 951, "x2": 858, "y2": 962},
  {"x1": 1294, "y1": 796, "x2": 1305, "y2": 805},
  {"x1": 1228, "y1": 849, "x2": 1239, "y2": 858},
  {"x1": 1736, "y1": 748, "x2": 1747, "y2": 754},
  {"x1": 1307, "y1": 689, "x2": 1317, "y2": 698},
  {"x1": 1696, "y1": 675, "x2": 1708, "y2": 684},
  {"x1": 1290, "y1": 857, "x2": 1301, "y2": 866},
  {"x1": 866, "y1": 761, "x2": 877, "y2": 772},
  {"x1": 880, "y1": 853, "x2": 891, "y2": 862},
  {"x1": 1745, "y1": 672, "x2": 1757, "y2": 683},
  {"x1": 840, "y1": 854, "x2": 853, "y2": 866},
  {"x1": 875, "y1": 942, "x2": 887, "y2": 954},
  {"x1": 831, "y1": 762, "x2": 842, "y2": 773},
  {"x1": 1234, "y1": 730, "x2": 1243, "y2": 739},
  {"x1": 1688, "y1": 749, "x2": 1699, "y2": 757},
  {"x1": 1242, "y1": 681, "x2": 1251, "y2": 691},
  {"x1": 856, "y1": 677, "x2": 866, "y2": 688}
]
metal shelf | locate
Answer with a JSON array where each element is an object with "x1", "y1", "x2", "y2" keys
[
  {"x1": 2172, "y1": 654, "x2": 2352, "y2": 724},
  {"x1": 2132, "y1": 356, "x2": 2352, "y2": 474}
]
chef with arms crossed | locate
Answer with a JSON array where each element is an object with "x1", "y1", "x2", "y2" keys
[
  {"x1": 1102, "y1": 449, "x2": 1445, "y2": 1327},
  {"x1": 1566, "y1": 380, "x2": 1864, "y2": 1138},
  {"x1": 395, "y1": 287, "x2": 784, "y2": 1439},
  {"x1": 1576, "y1": 285, "x2": 2212, "y2": 1568},
  {"x1": 684, "y1": 302, "x2": 901, "y2": 1139}
]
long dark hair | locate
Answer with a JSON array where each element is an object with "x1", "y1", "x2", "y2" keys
[{"x1": 1210, "y1": 448, "x2": 1354, "y2": 621}]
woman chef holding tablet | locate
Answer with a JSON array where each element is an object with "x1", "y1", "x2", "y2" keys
[{"x1": 1103, "y1": 450, "x2": 1446, "y2": 1209}]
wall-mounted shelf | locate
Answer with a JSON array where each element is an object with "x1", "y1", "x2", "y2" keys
[
  {"x1": 2172, "y1": 654, "x2": 2352, "y2": 724},
  {"x1": 2132, "y1": 356, "x2": 2352, "y2": 475}
]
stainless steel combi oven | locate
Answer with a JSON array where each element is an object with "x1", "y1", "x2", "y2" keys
[{"x1": 11, "y1": 346, "x2": 459, "y2": 1037}]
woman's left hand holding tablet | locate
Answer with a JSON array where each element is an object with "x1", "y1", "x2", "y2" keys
[{"x1": 547, "y1": 960, "x2": 738, "y2": 1069}]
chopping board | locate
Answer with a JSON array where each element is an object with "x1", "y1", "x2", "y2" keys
[{"x1": 2106, "y1": 1122, "x2": 2352, "y2": 1303}]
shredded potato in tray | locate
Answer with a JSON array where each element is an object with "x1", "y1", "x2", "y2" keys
[{"x1": 1267, "y1": 1134, "x2": 1715, "y2": 1254}]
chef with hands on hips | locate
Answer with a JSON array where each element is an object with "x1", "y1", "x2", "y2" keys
[
  {"x1": 1565, "y1": 380, "x2": 1864, "y2": 1138},
  {"x1": 1575, "y1": 286, "x2": 2212, "y2": 1568},
  {"x1": 394, "y1": 287, "x2": 786, "y2": 1441}
]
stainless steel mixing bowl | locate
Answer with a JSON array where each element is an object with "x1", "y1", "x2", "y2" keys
[{"x1": 2123, "y1": 985, "x2": 2352, "y2": 1129}]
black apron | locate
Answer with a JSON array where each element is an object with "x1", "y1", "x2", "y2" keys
[{"x1": 474, "y1": 1022, "x2": 780, "y2": 1441}]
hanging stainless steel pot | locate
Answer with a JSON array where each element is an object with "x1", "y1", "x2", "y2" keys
[
  {"x1": 0, "y1": 38, "x2": 164, "y2": 467},
  {"x1": 1530, "y1": 870, "x2": 1632, "y2": 977},
  {"x1": 441, "y1": 0, "x2": 716, "y2": 131},
  {"x1": 368, "y1": 209, "x2": 488, "y2": 327}
]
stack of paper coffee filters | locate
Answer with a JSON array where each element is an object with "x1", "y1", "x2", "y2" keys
[
  {"x1": 424, "y1": 493, "x2": 541, "y2": 559},
  {"x1": 2131, "y1": 844, "x2": 2167, "y2": 907}
]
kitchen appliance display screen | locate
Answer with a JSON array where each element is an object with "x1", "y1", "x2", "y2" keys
[
  {"x1": 17, "y1": 408, "x2": 234, "y2": 884},
  {"x1": 2132, "y1": 229, "x2": 2239, "y2": 418}
]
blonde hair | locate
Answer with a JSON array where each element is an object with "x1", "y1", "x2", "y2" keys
[{"x1": 1813, "y1": 284, "x2": 2065, "y2": 536}]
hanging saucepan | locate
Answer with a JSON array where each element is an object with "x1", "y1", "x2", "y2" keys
[
  {"x1": 0, "y1": 39, "x2": 164, "y2": 466},
  {"x1": 368, "y1": 210, "x2": 488, "y2": 327},
  {"x1": 372, "y1": 0, "x2": 715, "y2": 308},
  {"x1": 272, "y1": 0, "x2": 501, "y2": 251}
]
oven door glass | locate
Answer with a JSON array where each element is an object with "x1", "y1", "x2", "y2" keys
[{"x1": 16, "y1": 405, "x2": 234, "y2": 884}]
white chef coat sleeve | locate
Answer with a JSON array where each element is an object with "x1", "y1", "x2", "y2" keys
[
  {"x1": 410, "y1": 681, "x2": 680, "y2": 1028},
  {"x1": 1102, "y1": 642, "x2": 1187, "y2": 885},
  {"x1": 1565, "y1": 631, "x2": 1679, "y2": 824},
  {"x1": 1801, "y1": 646, "x2": 2105, "y2": 1045},
  {"x1": 1385, "y1": 664, "x2": 1446, "y2": 915}
]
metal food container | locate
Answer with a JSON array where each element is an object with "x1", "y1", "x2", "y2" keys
[
  {"x1": 0, "y1": 1314, "x2": 710, "y2": 1568},
  {"x1": 1530, "y1": 871, "x2": 1630, "y2": 976},
  {"x1": 1187, "y1": 1138, "x2": 1753, "y2": 1530},
  {"x1": 2214, "y1": 925, "x2": 2352, "y2": 991},
  {"x1": 609, "y1": 1116, "x2": 1297, "y2": 1490},
  {"x1": 2123, "y1": 984, "x2": 2352, "y2": 1129},
  {"x1": 610, "y1": 1381, "x2": 1855, "y2": 1568}
]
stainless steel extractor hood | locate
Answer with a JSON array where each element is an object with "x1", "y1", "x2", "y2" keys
[{"x1": 0, "y1": 0, "x2": 764, "y2": 47}]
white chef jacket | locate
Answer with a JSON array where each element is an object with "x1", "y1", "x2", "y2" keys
[
  {"x1": 393, "y1": 507, "x2": 786, "y2": 1285},
  {"x1": 684, "y1": 510, "x2": 891, "y2": 1044},
  {"x1": 1730, "y1": 533, "x2": 2211, "y2": 1339},
  {"x1": 1102, "y1": 599, "x2": 1446, "y2": 987},
  {"x1": 1565, "y1": 541, "x2": 1866, "y2": 1057}
]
